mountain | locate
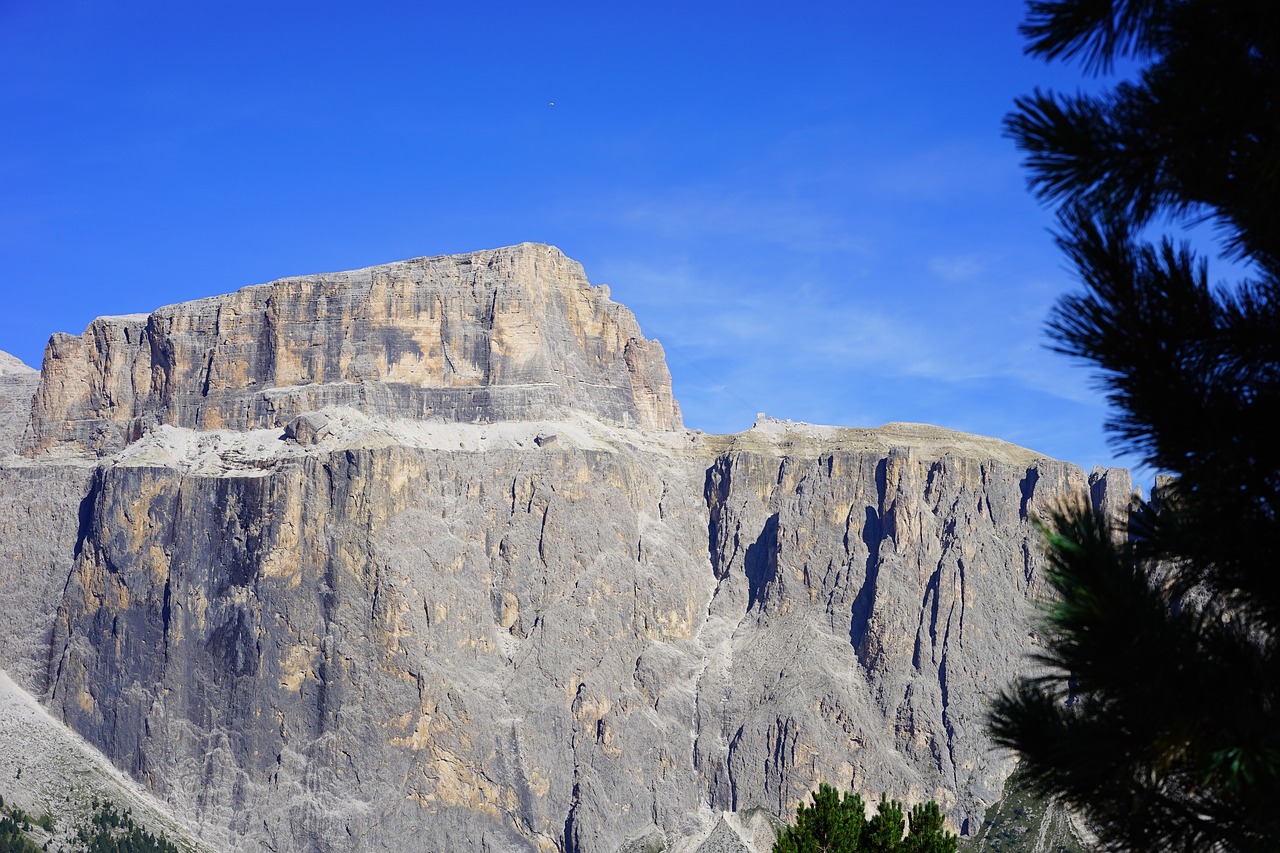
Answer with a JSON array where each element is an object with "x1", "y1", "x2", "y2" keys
[{"x1": 0, "y1": 244, "x2": 1126, "y2": 852}]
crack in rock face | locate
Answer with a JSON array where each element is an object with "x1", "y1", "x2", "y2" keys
[{"x1": 0, "y1": 246, "x2": 1131, "y2": 852}]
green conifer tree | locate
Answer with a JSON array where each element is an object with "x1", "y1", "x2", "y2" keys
[
  {"x1": 774, "y1": 783, "x2": 867, "y2": 853},
  {"x1": 864, "y1": 797, "x2": 905, "y2": 853},
  {"x1": 902, "y1": 802, "x2": 957, "y2": 853},
  {"x1": 988, "y1": 1, "x2": 1280, "y2": 850},
  {"x1": 775, "y1": 787, "x2": 958, "y2": 853}
]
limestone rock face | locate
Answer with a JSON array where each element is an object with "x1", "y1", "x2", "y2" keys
[
  {"x1": 0, "y1": 248, "x2": 1133, "y2": 853},
  {"x1": 23, "y1": 244, "x2": 681, "y2": 457},
  {"x1": 0, "y1": 461, "x2": 94, "y2": 694},
  {"x1": 0, "y1": 351, "x2": 38, "y2": 458}
]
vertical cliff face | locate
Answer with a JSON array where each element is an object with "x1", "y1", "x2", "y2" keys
[
  {"x1": 23, "y1": 244, "x2": 681, "y2": 457},
  {"x1": 0, "y1": 352, "x2": 38, "y2": 458},
  {"x1": 0, "y1": 351, "x2": 94, "y2": 696},
  {"x1": 0, "y1": 248, "x2": 1133, "y2": 853},
  {"x1": 45, "y1": 436, "x2": 716, "y2": 852},
  {"x1": 30, "y1": 423, "x2": 1128, "y2": 853},
  {"x1": 697, "y1": 430, "x2": 1099, "y2": 827}
]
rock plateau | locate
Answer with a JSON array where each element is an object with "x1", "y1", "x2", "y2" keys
[{"x1": 0, "y1": 243, "x2": 1129, "y2": 852}]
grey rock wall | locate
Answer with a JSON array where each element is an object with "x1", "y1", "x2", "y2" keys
[
  {"x1": 0, "y1": 248, "x2": 1134, "y2": 853},
  {"x1": 20, "y1": 422, "x2": 1125, "y2": 852},
  {"x1": 0, "y1": 351, "x2": 38, "y2": 458},
  {"x1": 0, "y1": 461, "x2": 95, "y2": 694},
  {"x1": 22, "y1": 244, "x2": 681, "y2": 457}
]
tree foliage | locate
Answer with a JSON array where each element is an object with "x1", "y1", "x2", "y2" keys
[
  {"x1": 989, "y1": 1, "x2": 1280, "y2": 851},
  {"x1": 75, "y1": 801, "x2": 179, "y2": 853},
  {"x1": 773, "y1": 784, "x2": 957, "y2": 853},
  {"x1": 0, "y1": 796, "x2": 179, "y2": 853}
]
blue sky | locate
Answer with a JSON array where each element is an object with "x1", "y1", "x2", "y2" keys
[{"x1": 1, "y1": 1, "x2": 1168, "y2": 477}]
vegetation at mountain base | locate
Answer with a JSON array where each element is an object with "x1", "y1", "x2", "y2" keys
[
  {"x1": 988, "y1": 0, "x2": 1280, "y2": 850},
  {"x1": 0, "y1": 796, "x2": 178, "y2": 853},
  {"x1": 0, "y1": 818, "x2": 41, "y2": 853},
  {"x1": 0, "y1": 799, "x2": 45, "y2": 853},
  {"x1": 74, "y1": 800, "x2": 179, "y2": 853},
  {"x1": 773, "y1": 783, "x2": 957, "y2": 853}
]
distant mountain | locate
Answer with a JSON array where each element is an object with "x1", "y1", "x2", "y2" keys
[{"x1": 0, "y1": 245, "x2": 1126, "y2": 852}]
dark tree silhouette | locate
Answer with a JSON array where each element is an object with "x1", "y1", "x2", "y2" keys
[{"x1": 988, "y1": 1, "x2": 1280, "y2": 851}]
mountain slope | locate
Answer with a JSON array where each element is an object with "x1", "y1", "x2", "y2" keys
[
  {"x1": 0, "y1": 669, "x2": 214, "y2": 852},
  {"x1": 0, "y1": 245, "x2": 1129, "y2": 852}
]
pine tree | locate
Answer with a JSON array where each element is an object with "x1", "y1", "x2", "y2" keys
[
  {"x1": 864, "y1": 797, "x2": 905, "y2": 853},
  {"x1": 774, "y1": 783, "x2": 867, "y2": 853},
  {"x1": 988, "y1": 1, "x2": 1280, "y2": 851},
  {"x1": 773, "y1": 787, "x2": 955, "y2": 853},
  {"x1": 902, "y1": 802, "x2": 957, "y2": 853}
]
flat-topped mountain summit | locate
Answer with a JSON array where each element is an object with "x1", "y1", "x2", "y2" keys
[
  {"x1": 23, "y1": 243, "x2": 680, "y2": 457},
  {"x1": 0, "y1": 246, "x2": 1128, "y2": 853}
]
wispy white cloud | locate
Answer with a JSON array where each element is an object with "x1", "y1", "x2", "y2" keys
[
  {"x1": 863, "y1": 141, "x2": 1022, "y2": 203},
  {"x1": 928, "y1": 253, "x2": 988, "y2": 281},
  {"x1": 605, "y1": 254, "x2": 1097, "y2": 421},
  {"x1": 611, "y1": 191, "x2": 872, "y2": 255}
]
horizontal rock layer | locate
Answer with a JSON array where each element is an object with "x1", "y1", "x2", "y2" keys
[{"x1": 22, "y1": 244, "x2": 681, "y2": 457}]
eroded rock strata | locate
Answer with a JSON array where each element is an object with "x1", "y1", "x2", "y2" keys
[
  {"x1": 24, "y1": 244, "x2": 680, "y2": 457},
  {"x1": 0, "y1": 245, "x2": 1129, "y2": 853}
]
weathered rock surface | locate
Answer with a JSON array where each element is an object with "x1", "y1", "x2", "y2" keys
[
  {"x1": 0, "y1": 247, "x2": 1133, "y2": 853},
  {"x1": 0, "y1": 351, "x2": 38, "y2": 458},
  {"x1": 22, "y1": 244, "x2": 680, "y2": 457},
  {"x1": 0, "y1": 670, "x2": 215, "y2": 853}
]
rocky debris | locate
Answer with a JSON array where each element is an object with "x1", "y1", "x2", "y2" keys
[
  {"x1": 960, "y1": 769, "x2": 1093, "y2": 853},
  {"x1": 0, "y1": 247, "x2": 1131, "y2": 853},
  {"x1": 693, "y1": 816, "x2": 752, "y2": 853},
  {"x1": 22, "y1": 244, "x2": 681, "y2": 457},
  {"x1": 283, "y1": 411, "x2": 333, "y2": 445}
]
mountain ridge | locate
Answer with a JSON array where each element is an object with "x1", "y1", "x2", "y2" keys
[
  {"x1": 0, "y1": 246, "x2": 1127, "y2": 852},
  {"x1": 21, "y1": 243, "x2": 681, "y2": 458}
]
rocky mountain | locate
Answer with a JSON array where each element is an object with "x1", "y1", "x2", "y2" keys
[
  {"x1": 0, "y1": 244, "x2": 1129, "y2": 852},
  {"x1": 24, "y1": 244, "x2": 679, "y2": 458}
]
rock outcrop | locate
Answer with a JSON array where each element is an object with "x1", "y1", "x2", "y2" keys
[
  {"x1": 0, "y1": 246, "x2": 1132, "y2": 853},
  {"x1": 0, "y1": 351, "x2": 38, "y2": 458},
  {"x1": 22, "y1": 244, "x2": 680, "y2": 457}
]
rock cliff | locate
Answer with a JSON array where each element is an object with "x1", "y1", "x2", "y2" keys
[
  {"x1": 0, "y1": 246, "x2": 1130, "y2": 853},
  {"x1": 22, "y1": 244, "x2": 680, "y2": 457},
  {"x1": 0, "y1": 670, "x2": 215, "y2": 853},
  {"x1": 0, "y1": 351, "x2": 38, "y2": 458}
]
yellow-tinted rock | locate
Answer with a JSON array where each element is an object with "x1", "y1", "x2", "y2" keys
[{"x1": 22, "y1": 245, "x2": 681, "y2": 457}]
